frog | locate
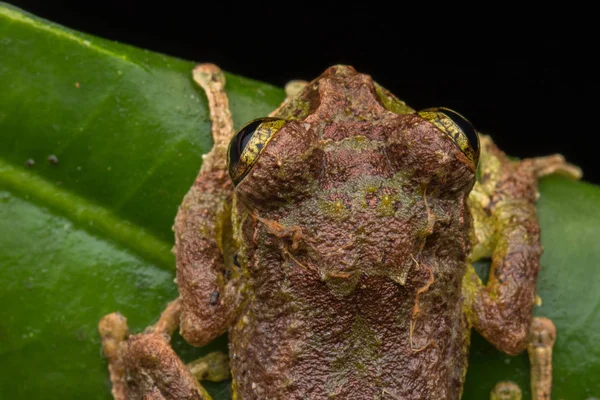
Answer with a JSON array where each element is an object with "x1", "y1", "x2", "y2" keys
[{"x1": 98, "y1": 64, "x2": 581, "y2": 399}]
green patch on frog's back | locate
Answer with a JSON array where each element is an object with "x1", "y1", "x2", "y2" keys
[
  {"x1": 274, "y1": 86, "x2": 316, "y2": 121},
  {"x1": 373, "y1": 82, "x2": 415, "y2": 116},
  {"x1": 286, "y1": 174, "x2": 417, "y2": 224},
  {"x1": 331, "y1": 314, "x2": 383, "y2": 374}
]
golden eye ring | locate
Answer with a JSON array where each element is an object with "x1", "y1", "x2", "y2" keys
[
  {"x1": 418, "y1": 107, "x2": 480, "y2": 165},
  {"x1": 227, "y1": 117, "x2": 287, "y2": 185}
]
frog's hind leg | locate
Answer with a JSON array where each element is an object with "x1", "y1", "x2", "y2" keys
[
  {"x1": 464, "y1": 136, "x2": 580, "y2": 354},
  {"x1": 98, "y1": 299, "x2": 213, "y2": 400},
  {"x1": 465, "y1": 136, "x2": 579, "y2": 400},
  {"x1": 175, "y1": 64, "x2": 242, "y2": 346}
]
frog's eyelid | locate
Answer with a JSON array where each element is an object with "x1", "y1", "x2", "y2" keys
[
  {"x1": 417, "y1": 108, "x2": 480, "y2": 165},
  {"x1": 227, "y1": 118, "x2": 287, "y2": 185},
  {"x1": 436, "y1": 107, "x2": 480, "y2": 154}
]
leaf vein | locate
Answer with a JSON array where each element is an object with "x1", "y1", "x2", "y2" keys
[{"x1": 0, "y1": 156, "x2": 174, "y2": 269}]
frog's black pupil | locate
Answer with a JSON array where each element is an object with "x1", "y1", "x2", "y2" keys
[
  {"x1": 229, "y1": 119, "x2": 264, "y2": 166},
  {"x1": 240, "y1": 130, "x2": 254, "y2": 153},
  {"x1": 441, "y1": 109, "x2": 479, "y2": 153}
]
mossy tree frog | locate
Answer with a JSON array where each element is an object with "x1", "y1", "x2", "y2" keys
[{"x1": 99, "y1": 64, "x2": 580, "y2": 399}]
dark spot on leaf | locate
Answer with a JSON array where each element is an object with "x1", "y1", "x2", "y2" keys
[{"x1": 75, "y1": 328, "x2": 87, "y2": 342}]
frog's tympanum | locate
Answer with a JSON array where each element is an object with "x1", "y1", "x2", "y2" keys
[{"x1": 99, "y1": 65, "x2": 581, "y2": 399}]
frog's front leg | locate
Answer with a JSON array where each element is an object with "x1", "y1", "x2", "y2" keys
[
  {"x1": 175, "y1": 64, "x2": 242, "y2": 346},
  {"x1": 99, "y1": 64, "x2": 240, "y2": 399},
  {"x1": 98, "y1": 290, "x2": 232, "y2": 399},
  {"x1": 99, "y1": 299, "x2": 214, "y2": 399},
  {"x1": 464, "y1": 135, "x2": 580, "y2": 354}
]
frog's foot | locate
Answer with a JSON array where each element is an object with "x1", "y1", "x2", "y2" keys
[
  {"x1": 490, "y1": 381, "x2": 522, "y2": 400},
  {"x1": 99, "y1": 299, "x2": 213, "y2": 400},
  {"x1": 284, "y1": 80, "x2": 308, "y2": 98},
  {"x1": 187, "y1": 351, "x2": 231, "y2": 382},
  {"x1": 98, "y1": 312, "x2": 129, "y2": 400},
  {"x1": 529, "y1": 154, "x2": 582, "y2": 180},
  {"x1": 527, "y1": 317, "x2": 556, "y2": 400}
]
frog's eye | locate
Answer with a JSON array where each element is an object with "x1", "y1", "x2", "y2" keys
[
  {"x1": 417, "y1": 107, "x2": 480, "y2": 165},
  {"x1": 227, "y1": 117, "x2": 287, "y2": 185}
]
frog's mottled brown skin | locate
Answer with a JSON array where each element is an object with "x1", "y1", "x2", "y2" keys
[
  {"x1": 228, "y1": 66, "x2": 478, "y2": 400},
  {"x1": 99, "y1": 64, "x2": 580, "y2": 399}
]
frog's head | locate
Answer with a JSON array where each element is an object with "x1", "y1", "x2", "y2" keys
[{"x1": 229, "y1": 66, "x2": 480, "y2": 295}]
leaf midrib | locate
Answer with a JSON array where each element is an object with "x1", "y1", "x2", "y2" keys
[{"x1": 0, "y1": 156, "x2": 174, "y2": 269}]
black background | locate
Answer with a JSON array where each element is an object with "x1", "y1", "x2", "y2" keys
[{"x1": 7, "y1": 1, "x2": 597, "y2": 184}]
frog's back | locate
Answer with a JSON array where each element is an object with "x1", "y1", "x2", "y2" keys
[
  {"x1": 230, "y1": 66, "x2": 477, "y2": 399},
  {"x1": 230, "y1": 264, "x2": 471, "y2": 399}
]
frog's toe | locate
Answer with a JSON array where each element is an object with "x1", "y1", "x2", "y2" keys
[
  {"x1": 284, "y1": 80, "x2": 308, "y2": 98},
  {"x1": 98, "y1": 312, "x2": 129, "y2": 360},
  {"x1": 187, "y1": 351, "x2": 231, "y2": 382},
  {"x1": 527, "y1": 317, "x2": 556, "y2": 400},
  {"x1": 531, "y1": 154, "x2": 583, "y2": 180},
  {"x1": 490, "y1": 381, "x2": 522, "y2": 400}
]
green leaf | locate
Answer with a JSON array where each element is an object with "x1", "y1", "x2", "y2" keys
[{"x1": 0, "y1": 3, "x2": 598, "y2": 399}]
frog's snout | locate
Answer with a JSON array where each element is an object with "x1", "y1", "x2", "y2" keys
[{"x1": 321, "y1": 64, "x2": 358, "y2": 78}]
